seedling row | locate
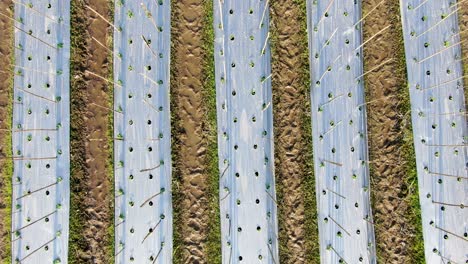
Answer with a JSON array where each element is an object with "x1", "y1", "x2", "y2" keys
[
  {"x1": 306, "y1": 0, "x2": 376, "y2": 263},
  {"x1": 4, "y1": 0, "x2": 467, "y2": 263},
  {"x1": 213, "y1": 0, "x2": 279, "y2": 263},
  {"x1": 400, "y1": 0, "x2": 467, "y2": 262},
  {"x1": 11, "y1": 0, "x2": 71, "y2": 263},
  {"x1": 113, "y1": 0, "x2": 172, "y2": 263}
]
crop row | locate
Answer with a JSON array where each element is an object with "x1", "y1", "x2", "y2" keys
[
  {"x1": 400, "y1": 0, "x2": 467, "y2": 263},
  {"x1": 11, "y1": 1, "x2": 71, "y2": 263},
  {"x1": 4, "y1": 0, "x2": 467, "y2": 264},
  {"x1": 113, "y1": 0, "x2": 172, "y2": 263},
  {"x1": 306, "y1": 0, "x2": 377, "y2": 263},
  {"x1": 213, "y1": 0, "x2": 279, "y2": 263}
]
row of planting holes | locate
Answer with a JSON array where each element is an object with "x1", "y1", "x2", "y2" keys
[
  {"x1": 218, "y1": 2, "x2": 274, "y2": 262},
  {"x1": 13, "y1": 1, "x2": 65, "y2": 263},
  {"x1": 406, "y1": 2, "x2": 467, "y2": 260},
  {"x1": 311, "y1": 0, "x2": 374, "y2": 263},
  {"x1": 116, "y1": 0, "x2": 168, "y2": 262}
]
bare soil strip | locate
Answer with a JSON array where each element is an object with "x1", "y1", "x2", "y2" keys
[
  {"x1": 460, "y1": 0, "x2": 468, "y2": 110},
  {"x1": 270, "y1": 0, "x2": 319, "y2": 263},
  {"x1": 171, "y1": 0, "x2": 220, "y2": 263},
  {"x1": 0, "y1": 1, "x2": 13, "y2": 262},
  {"x1": 362, "y1": 1, "x2": 424, "y2": 262},
  {"x1": 69, "y1": 0, "x2": 114, "y2": 263}
]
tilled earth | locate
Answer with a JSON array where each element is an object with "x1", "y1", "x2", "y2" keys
[
  {"x1": 0, "y1": 1, "x2": 13, "y2": 262},
  {"x1": 363, "y1": 0, "x2": 423, "y2": 262}
]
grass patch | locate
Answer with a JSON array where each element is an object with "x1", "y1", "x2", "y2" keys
[
  {"x1": 457, "y1": 7, "x2": 468, "y2": 112},
  {"x1": 105, "y1": 0, "x2": 115, "y2": 261},
  {"x1": 362, "y1": 1, "x2": 425, "y2": 262},
  {"x1": 270, "y1": 0, "x2": 319, "y2": 262},
  {"x1": 170, "y1": 0, "x2": 220, "y2": 262},
  {"x1": 170, "y1": 1, "x2": 183, "y2": 261},
  {"x1": 69, "y1": 0, "x2": 114, "y2": 262},
  {"x1": 201, "y1": 0, "x2": 222, "y2": 263},
  {"x1": 0, "y1": 3, "x2": 14, "y2": 262},
  {"x1": 390, "y1": 2, "x2": 425, "y2": 262},
  {"x1": 293, "y1": 1, "x2": 320, "y2": 262},
  {"x1": 69, "y1": 1, "x2": 90, "y2": 262}
]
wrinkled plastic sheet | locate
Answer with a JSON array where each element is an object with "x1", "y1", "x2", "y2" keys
[
  {"x1": 213, "y1": 0, "x2": 279, "y2": 263},
  {"x1": 306, "y1": 0, "x2": 377, "y2": 263},
  {"x1": 400, "y1": 0, "x2": 468, "y2": 262},
  {"x1": 12, "y1": 1, "x2": 71, "y2": 263},
  {"x1": 114, "y1": 1, "x2": 172, "y2": 263}
]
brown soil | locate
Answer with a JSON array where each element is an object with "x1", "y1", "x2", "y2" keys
[
  {"x1": 69, "y1": 0, "x2": 113, "y2": 263},
  {"x1": 270, "y1": 1, "x2": 319, "y2": 263},
  {"x1": 459, "y1": 1, "x2": 468, "y2": 110},
  {"x1": 171, "y1": 0, "x2": 215, "y2": 263},
  {"x1": 363, "y1": 1, "x2": 423, "y2": 263},
  {"x1": 0, "y1": 1, "x2": 13, "y2": 262}
]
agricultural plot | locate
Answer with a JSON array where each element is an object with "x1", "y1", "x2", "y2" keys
[
  {"x1": 113, "y1": 0, "x2": 172, "y2": 263},
  {"x1": 400, "y1": 1, "x2": 468, "y2": 263},
  {"x1": 213, "y1": 0, "x2": 279, "y2": 263},
  {"x1": 306, "y1": 0, "x2": 377, "y2": 263},
  {"x1": 11, "y1": 1, "x2": 70, "y2": 263}
]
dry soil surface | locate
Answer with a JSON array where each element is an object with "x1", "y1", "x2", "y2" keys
[
  {"x1": 271, "y1": 1, "x2": 318, "y2": 263},
  {"x1": 69, "y1": 0, "x2": 113, "y2": 263},
  {"x1": 363, "y1": 0, "x2": 421, "y2": 263},
  {"x1": 171, "y1": 0, "x2": 212, "y2": 263},
  {"x1": 0, "y1": 1, "x2": 13, "y2": 262},
  {"x1": 459, "y1": 0, "x2": 468, "y2": 110}
]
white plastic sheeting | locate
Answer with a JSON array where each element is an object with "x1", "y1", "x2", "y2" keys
[
  {"x1": 213, "y1": 0, "x2": 279, "y2": 263},
  {"x1": 12, "y1": 1, "x2": 70, "y2": 263},
  {"x1": 400, "y1": 0, "x2": 468, "y2": 263},
  {"x1": 306, "y1": 0, "x2": 376, "y2": 263},
  {"x1": 113, "y1": 0, "x2": 172, "y2": 263}
]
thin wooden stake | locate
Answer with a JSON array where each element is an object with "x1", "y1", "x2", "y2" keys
[
  {"x1": 16, "y1": 88, "x2": 56, "y2": 103},
  {"x1": 317, "y1": 0, "x2": 337, "y2": 27},
  {"x1": 152, "y1": 245, "x2": 164, "y2": 264},
  {"x1": 418, "y1": 40, "x2": 467, "y2": 64},
  {"x1": 265, "y1": 190, "x2": 278, "y2": 205},
  {"x1": 12, "y1": 0, "x2": 57, "y2": 23},
  {"x1": 141, "y1": 35, "x2": 159, "y2": 59},
  {"x1": 328, "y1": 215, "x2": 351, "y2": 236},
  {"x1": 356, "y1": 58, "x2": 393, "y2": 79},
  {"x1": 356, "y1": 25, "x2": 390, "y2": 50},
  {"x1": 432, "y1": 200, "x2": 465, "y2": 208},
  {"x1": 19, "y1": 236, "x2": 57, "y2": 262},
  {"x1": 353, "y1": 0, "x2": 386, "y2": 27},
  {"x1": 321, "y1": 159, "x2": 343, "y2": 167},
  {"x1": 85, "y1": 70, "x2": 120, "y2": 87},
  {"x1": 328, "y1": 245, "x2": 348, "y2": 264},
  {"x1": 258, "y1": 0, "x2": 270, "y2": 29},
  {"x1": 433, "y1": 225, "x2": 468, "y2": 242},
  {"x1": 91, "y1": 36, "x2": 113, "y2": 55},
  {"x1": 12, "y1": 211, "x2": 56, "y2": 233},
  {"x1": 17, "y1": 181, "x2": 60, "y2": 200},
  {"x1": 416, "y1": 7, "x2": 461, "y2": 38},
  {"x1": 421, "y1": 74, "x2": 468, "y2": 91},
  {"x1": 140, "y1": 189, "x2": 165, "y2": 207},
  {"x1": 85, "y1": 5, "x2": 119, "y2": 32},
  {"x1": 429, "y1": 171, "x2": 467, "y2": 180},
  {"x1": 142, "y1": 219, "x2": 162, "y2": 244},
  {"x1": 140, "y1": 162, "x2": 162, "y2": 173},
  {"x1": 90, "y1": 102, "x2": 123, "y2": 114}
]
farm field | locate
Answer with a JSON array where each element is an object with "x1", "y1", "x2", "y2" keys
[{"x1": 0, "y1": 0, "x2": 466, "y2": 264}]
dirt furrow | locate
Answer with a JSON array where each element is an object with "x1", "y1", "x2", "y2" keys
[
  {"x1": 0, "y1": 1, "x2": 13, "y2": 262},
  {"x1": 459, "y1": 0, "x2": 468, "y2": 110},
  {"x1": 69, "y1": 0, "x2": 114, "y2": 263},
  {"x1": 362, "y1": 1, "x2": 424, "y2": 263},
  {"x1": 171, "y1": 0, "x2": 219, "y2": 263},
  {"x1": 270, "y1": 1, "x2": 319, "y2": 263}
]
